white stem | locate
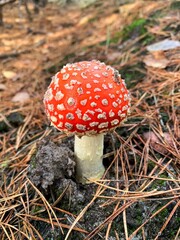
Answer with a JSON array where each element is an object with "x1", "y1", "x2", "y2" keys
[{"x1": 74, "y1": 133, "x2": 105, "y2": 183}]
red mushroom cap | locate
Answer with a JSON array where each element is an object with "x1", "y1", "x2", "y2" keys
[{"x1": 44, "y1": 60, "x2": 130, "y2": 136}]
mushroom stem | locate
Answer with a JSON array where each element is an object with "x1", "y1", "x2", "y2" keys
[{"x1": 74, "y1": 133, "x2": 105, "y2": 183}]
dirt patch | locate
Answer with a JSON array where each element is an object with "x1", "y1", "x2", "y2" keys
[{"x1": 28, "y1": 138, "x2": 76, "y2": 189}]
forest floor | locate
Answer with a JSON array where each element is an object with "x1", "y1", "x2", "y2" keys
[{"x1": 0, "y1": 0, "x2": 180, "y2": 239}]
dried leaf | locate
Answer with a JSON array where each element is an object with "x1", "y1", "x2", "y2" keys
[
  {"x1": 147, "y1": 39, "x2": 180, "y2": 52},
  {"x1": 143, "y1": 131, "x2": 174, "y2": 155},
  {"x1": 77, "y1": 14, "x2": 94, "y2": 26},
  {"x1": 12, "y1": 92, "x2": 30, "y2": 103},
  {"x1": 143, "y1": 54, "x2": 169, "y2": 69},
  {"x1": 2, "y1": 71, "x2": 17, "y2": 80}
]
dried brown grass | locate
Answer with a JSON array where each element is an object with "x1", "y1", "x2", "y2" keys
[{"x1": 0, "y1": 0, "x2": 179, "y2": 239}]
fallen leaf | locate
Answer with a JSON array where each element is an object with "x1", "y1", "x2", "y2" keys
[
  {"x1": 77, "y1": 14, "x2": 94, "y2": 26},
  {"x1": 2, "y1": 71, "x2": 17, "y2": 80},
  {"x1": 147, "y1": 39, "x2": 180, "y2": 52},
  {"x1": 142, "y1": 131, "x2": 174, "y2": 155},
  {"x1": 12, "y1": 92, "x2": 30, "y2": 103},
  {"x1": 143, "y1": 54, "x2": 169, "y2": 68}
]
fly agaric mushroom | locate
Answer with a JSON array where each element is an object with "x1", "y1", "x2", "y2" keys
[{"x1": 43, "y1": 60, "x2": 130, "y2": 183}]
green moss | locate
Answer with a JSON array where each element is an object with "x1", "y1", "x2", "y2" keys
[
  {"x1": 32, "y1": 206, "x2": 43, "y2": 214},
  {"x1": 147, "y1": 161, "x2": 156, "y2": 172},
  {"x1": 170, "y1": 1, "x2": 180, "y2": 10},
  {"x1": 110, "y1": 31, "x2": 122, "y2": 44},
  {"x1": 120, "y1": 63, "x2": 145, "y2": 89},
  {"x1": 122, "y1": 18, "x2": 147, "y2": 40},
  {"x1": 0, "y1": 158, "x2": 10, "y2": 169},
  {"x1": 150, "y1": 173, "x2": 168, "y2": 190},
  {"x1": 100, "y1": 18, "x2": 154, "y2": 47}
]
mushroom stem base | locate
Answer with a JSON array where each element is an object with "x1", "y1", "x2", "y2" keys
[{"x1": 75, "y1": 134, "x2": 105, "y2": 184}]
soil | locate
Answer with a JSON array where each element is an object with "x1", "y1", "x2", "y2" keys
[
  {"x1": 28, "y1": 136, "x2": 180, "y2": 240},
  {"x1": 28, "y1": 138, "x2": 76, "y2": 189}
]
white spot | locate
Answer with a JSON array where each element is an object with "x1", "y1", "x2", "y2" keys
[
  {"x1": 67, "y1": 97, "x2": 75, "y2": 106},
  {"x1": 102, "y1": 84, "x2": 108, "y2": 90},
  {"x1": 57, "y1": 104, "x2": 65, "y2": 111},
  {"x1": 86, "y1": 110, "x2": 95, "y2": 115},
  {"x1": 120, "y1": 113, "x2": 126, "y2": 118},
  {"x1": 64, "y1": 84, "x2": 73, "y2": 90},
  {"x1": 94, "y1": 88, "x2": 101, "y2": 92},
  {"x1": 58, "y1": 114, "x2": 64, "y2": 119},
  {"x1": 57, "y1": 122, "x2": 63, "y2": 128},
  {"x1": 116, "y1": 98, "x2": 122, "y2": 104},
  {"x1": 51, "y1": 116, "x2": 57, "y2": 123},
  {"x1": 118, "y1": 110, "x2": 122, "y2": 116},
  {"x1": 75, "y1": 109, "x2": 82, "y2": 119},
  {"x1": 108, "y1": 83, "x2": 113, "y2": 89},
  {"x1": 81, "y1": 72, "x2": 87, "y2": 79},
  {"x1": 53, "y1": 72, "x2": 60, "y2": 86},
  {"x1": 93, "y1": 80, "x2": 99, "y2": 84},
  {"x1": 90, "y1": 102, "x2": 97, "y2": 107},
  {"x1": 74, "y1": 67, "x2": 81, "y2": 71},
  {"x1": 98, "y1": 122, "x2": 108, "y2": 128},
  {"x1": 55, "y1": 91, "x2": 64, "y2": 101},
  {"x1": 72, "y1": 72, "x2": 78, "y2": 76},
  {"x1": 94, "y1": 74, "x2": 101, "y2": 78},
  {"x1": 62, "y1": 73, "x2": 70, "y2": 80},
  {"x1": 111, "y1": 119, "x2": 119, "y2": 126},
  {"x1": 94, "y1": 66, "x2": 99, "y2": 70},
  {"x1": 70, "y1": 80, "x2": 81, "y2": 85},
  {"x1": 124, "y1": 94, "x2": 128, "y2": 101},
  {"x1": 86, "y1": 91, "x2": 91, "y2": 94},
  {"x1": 109, "y1": 94, "x2": 115, "y2": 99},
  {"x1": 116, "y1": 90, "x2": 120, "y2": 94},
  {"x1": 97, "y1": 112, "x2": 107, "y2": 119},
  {"x1": 112, "y1": 102, "x2": 118, "y2": 108},
  {"x1": 122, "y1": 105, "x2": 128, "y2": 111},
  {"x1": 121, "y1": 87, "x2": 125, "y2": 92},
  {"x1": 65, "y1": 122, "x2": 73, "y2": 130},
  {"x1": 80, "y1": 99, "x2": 87, "y2": 106},
  {"x1": 61, "y1": 68, "x2": 66, "y2": 74},
  {"x1": 89, "y1": 122, "x2": 99, "y2": 127},
  {"x1": 66, "y1": 113, "x2": 74, "y2": 120},
  {"x1": 100, "y1": 62, "x2": 105, "y2": 67},
  {"x1": 66, "y1": 63, "x2": 72, "y2": 68},
  {"x1": 77, "y1": 87, "x2": 84, "y2": 95},
  {"x1": 44, "y1": 88, "x2": 53, "y2": 101},
  {"x1": 102, "y1": 99, "x2": 108, "y2": 106},
  {"x1": 76, "y1": 124, "x2": 86, "y2": 131},
  {"x1": 106, "y1": 66, "x2": 112, "y2": 71},
  {"x1": 109, "y1": 110, "x2": 115, "y2": 117},
  {"x1": 94, "y1": 95, "x2": 100, "y2": 99},
  {"x1": 47, "y1": 104, "x2": 54, "y2": 112},
  {"x1": 82, "y1": 114, "x2": 91, "y2": 121},
  {"x1": 86, "y1": 83, "x2": 91, "y2": 88},
  {"x1": 95, "y1": 108, "x2": 102, "y2": 113},
  {"x1": 102, "y1": 72, "x2": 108, "y2": 77}
]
